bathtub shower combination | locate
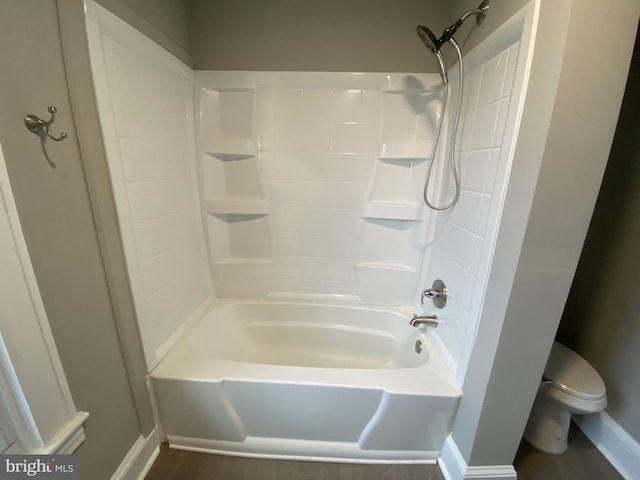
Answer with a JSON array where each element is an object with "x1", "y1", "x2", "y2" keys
[
  {"x1": 85, "y1": 0, "x2": 536, "y2": 463},
  {"x1": 152, "y1": 302, "x2": 460, "y2": 461}
]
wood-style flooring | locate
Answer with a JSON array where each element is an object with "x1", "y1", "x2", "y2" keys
[
  {"x1": 144, "y1": 447, "x2": 444, "y2": 480},
  {"x1": 145, "y1": 424, "x2": 621, "y2": 480}
]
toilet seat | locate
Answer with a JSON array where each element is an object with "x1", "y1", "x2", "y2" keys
[
  {"x1": 525, "y1": 341, "x2": 607, "y2": 454},
  {"x1": 544, "y1": 342, "x2": 606, "y2": 401}
]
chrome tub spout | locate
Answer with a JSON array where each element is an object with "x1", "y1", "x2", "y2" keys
[{"x1": 410, "y1": 314, "x2": 439, "y2": 327}]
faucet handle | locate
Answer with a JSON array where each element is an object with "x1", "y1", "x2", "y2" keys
[
  {"x1": 421, "y1": 279, "x2": 447, "y2": 308},
  {"x1": 420, "y1": 279, "x2": 447, "y2": 308}
]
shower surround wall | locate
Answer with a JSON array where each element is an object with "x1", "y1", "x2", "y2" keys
[
  {"x1": 86, "y1": 2, "x2": 213, "y2": 370},
  {"x1": 199, "y1": 26, "x2": 528, "y2": 378},
  {"x1": 420, "y1": 37, "x2": 523, "y2": 374},
  {"x1": 86, "y1": 0, "x2": 535, "y2": 382},
  {"x1": 196, "y1": 72, "x2": 443, "y2": 303}
]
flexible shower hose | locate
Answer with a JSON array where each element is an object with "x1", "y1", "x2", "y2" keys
[{"x1": 423, "y1": 38, "x2": 464, "y2": 210}]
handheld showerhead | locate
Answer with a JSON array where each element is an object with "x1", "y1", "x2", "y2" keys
[
  {"x1": 416, "y1": 25, "x2": 448, "y2": 84},
  {"x1": 416, "y1": 25, "x2": 440, "y2": 54},
  {"x1": 416, "y1": 1, "x2": 489, "y2": 210}
]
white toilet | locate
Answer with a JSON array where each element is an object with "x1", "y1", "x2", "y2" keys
[{"x1": 524, "y1": 341, "x2": 607, "y2": 454}]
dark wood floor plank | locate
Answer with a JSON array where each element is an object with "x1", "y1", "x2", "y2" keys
[
  {"x1": 212, "y1": 454, "x2": 246, "y2": 480},
  {"x1": 382, "y1": 463, "x2": 442, "y2": 480},
  {"x1": 242, "y1": 457, "x2": 277, "y2": 480},
  {"x1": 145, "y1": 424, "x2": 621, "y2": 480},
  {"x1": 288, "y1": 458, "x2": 314, "y2": 479},
  {"x1": 144, "y1": 446, "x2": 443, "y2": 480}
]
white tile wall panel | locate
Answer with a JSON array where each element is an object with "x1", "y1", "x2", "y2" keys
[
  {"x1": 264, "y1": 180, "x2": 369, "y2": 208},
  {"x1": 331, "y1": 89, "x2": 363, "y2": 122},
  {"x1": 464, "y1": 67, "x2": 482, "y2": 112},
  {"x1": 361, "y1": 90, "x2": 383, "y2": 123},
  {"x1": 120, "y1": 138, "x2": 182, "y2": 182},
  {"x1": 331, "y1": 123, "x2": 380, "y2": 154},
  {"x1": 460, "y1": 149, "x2": 492, "y2": 193},
  {"x1": 126, "y1": 181, "x2": 185, "y2": 223},
  {"x1": 419, "y1": 36, "x2": 528, "y2": 372},
  {"x1": 447, "y1": 191, "x2": 489, "y2": 234},
  {"x1": 277, "y1": 121, "x2": 332, "y2": 152},
  {"x1": 469, "y1": 102, "x2": 500, "y2": 151},
  {"x1": 484, "y1": 149, "x2": 502, "y2": 192},
  {"x1": 459, "y1": 111, "x2": 476, "y2": 152},
  {"x1": 381, "y1": 95, "x2": 420, "y2": 143},
  {"x1": 139, "y1": 247, "x2": 181, "y2": 296},
  {"x1": 277, "y1": 233, "x2": 354, "y2": 259},
  {"x1": 257, "y1": 88, "x2": 303, "y2": 122},
  {"x1": 477, "y1": 50, "x2": 509, "y2": 107},
  {"x1": 302, "y1": 90, "x2": 332, "y2": 122},
  {"x1": 272, "y1": 152, "x2": 374, "y2": 183},
  {"x1": 197, "y1": 71, "x2": 440, "y2": 299},
  {"x1": 133, "y1": 214, "x2": 183, "y2": 261},
  {"x1": 274, "y1": 257, "x2": 355, "y2": 282},
  {"x1": 502, "y1": 44, "x2": 520, "y2": 99},
  {"x1": 271, "y1": 278, "x2": 358, "y2": 296},
  {"x1": 272, "y1": 208, "x2": 361, "y2": 235},
  {"x1": 257, "y1": 122, "x2": 278, "y2": 151},
  {"x1": 86, "y1": 3, "x2": 213, "y2": 370},
  {"x1": 436, "y1": 223, "x2": 479, "y2": 272},
  {"x1": 493, "y1": 99, "x2": 511, "y2": 147}
]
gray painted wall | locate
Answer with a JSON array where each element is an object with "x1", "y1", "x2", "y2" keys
[
  {"x1": 448, "y1": 0, "x2": 640, "y2": 467},
  {"x1": 451, "y1": 0, "x2": 530, "y2": 55},
  {"x1": 450, "y1": 0, "x2": 573, "y2": 464},
  {"x1": 186, "y1": 0, "x2": 451, "y2": 72},
  {"x1": 96, "y1": 0, "x2": 191, "y2": 65},
  {"x1": 558, "y1": 27, "x2": 640, "y2": 444},
  {"x1": 0, "y1": 2, "x2": 143, "y2": 478}
]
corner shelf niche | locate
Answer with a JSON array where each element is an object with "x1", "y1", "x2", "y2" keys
[
  {"x1": 355, "y1": 218, "x2": 425, "y2": 305},
  {"x1": 198, "y1": 80, "x2": 273, "y2": 298},
  {"x1": 205, "y1": 139, "x2": 258, "y2": 160},
  {"x1": 200, "y1": 87, "x2": 255, "y2": 152},
  {"x1": 356, "y1": 79, "x2": 440, "y2": 304},
  {"x1": 362, "y1": 202, "x2": 424, "y2": 222},
  {"x1": 373, "y1": 80, "x2": 437, "y2": 221},
  {"x1": 205, "y1": 198, "x2": 269, "y2": 215},
  {"x1": 206, "y1": 212, "x2": 273, "y2": 298},
  {"x1": 363, "y1": 151, "x2": 430, "y2": 222},
  {"x1": 378, "y1": 142, "x2": 433, "y2": 160}
]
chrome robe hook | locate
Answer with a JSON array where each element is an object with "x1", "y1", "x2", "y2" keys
[{"x1": 24, "y1": 106, "x2": 68, "y2": 142}]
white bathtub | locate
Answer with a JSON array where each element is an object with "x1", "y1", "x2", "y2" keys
[{"x1": 150, "y1": 300, "x2": 461, "y2": 462}]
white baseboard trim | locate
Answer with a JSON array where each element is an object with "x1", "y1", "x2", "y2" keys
[
  {"x1": 42, "y1": 411, "x2": 90, "y2": 454},
  {"x1": 111, "y1": 428, "x2": 160, "y2": 480},
  {"x1": 440, "y1": 436, "x2": 467, "y2": 480},
  {"x1": 439, "y1": 436, "x2": 517, "y2": 480},
  {"x1": 574, "y1": 411, "x2": 640, "y2": 480}
]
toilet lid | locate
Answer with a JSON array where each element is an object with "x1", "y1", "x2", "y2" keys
[{"x1": 544, "y1": 342, "x2": 606, "y2": 401}]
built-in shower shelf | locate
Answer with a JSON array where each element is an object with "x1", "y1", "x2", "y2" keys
[
  {"x1": 378, "y1": 143, "x2": 433, "y2": 160},
  {"x1": 381, "y1": 89, "x2": 433, "y2": 95},
  {"x1": 204, "y1": 139, "x2": 258, "y2": 159},
  {"x1": 205, "y1": 198, "x2": 269, "y2": 215},
  {"x1": 362, "y1": 202, "x2": 424, "y2": 221},
  {"x1": 355, "y1": 262, "x2": 416, "y2": 272},
  {"x1": 214, "y1": 258, "x2": 273, "y2": 265},
  {"x1": 205, "y1": 87, "x2": 254, "y2": 93}
]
